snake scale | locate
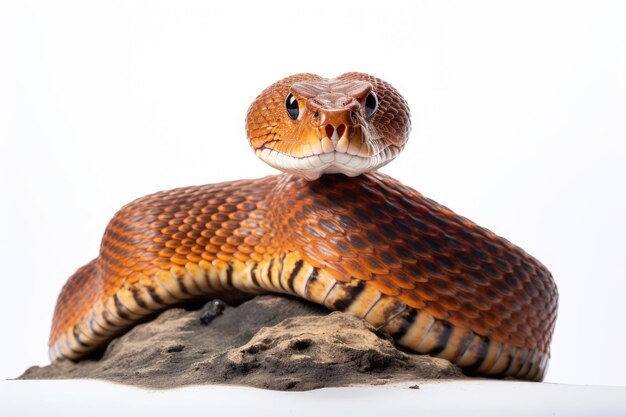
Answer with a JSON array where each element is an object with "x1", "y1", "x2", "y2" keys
[{"x1": 49, "y1": 73, "x2": 558, "y2": 381}]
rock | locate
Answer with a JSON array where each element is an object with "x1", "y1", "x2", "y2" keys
[{"x1": 19, "y1": 295, "x2": 466, "y2": 390}]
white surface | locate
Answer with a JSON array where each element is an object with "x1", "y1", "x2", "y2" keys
[
  {"x1": 1, "y1": 0, "x2": 626, "y2": 387},
  {"x1": 1, "y1": 380, "x2": 625, "y2": 417}
]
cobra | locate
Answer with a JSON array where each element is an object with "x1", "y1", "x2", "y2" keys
[{"x1": 49, "y1": 73, "x2": 558, "y2": 381}]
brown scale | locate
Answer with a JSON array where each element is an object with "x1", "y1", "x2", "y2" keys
[{"x1": 49, "y1": 73, "x2": 558, "y2": 381}]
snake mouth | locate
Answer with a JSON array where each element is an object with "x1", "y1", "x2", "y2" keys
[
  {"x1": 255, "y1": 145, "x2": 401, "y2": 180},
  {"x1": 254, "y1": 119, "x2": 403, "y2": 180}
]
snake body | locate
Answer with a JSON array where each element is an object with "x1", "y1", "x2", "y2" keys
[{"x1": 49, "y1": 73, "x2": 558, "y2": 381}]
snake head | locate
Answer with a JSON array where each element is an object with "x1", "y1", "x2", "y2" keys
[{"x1": 246, "y1": 73, "x2": 411, "y2": 180}]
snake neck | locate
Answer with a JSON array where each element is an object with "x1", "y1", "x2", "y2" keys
[{"x1": 266, "y1": 171, "x2": 405, "y2": 265}]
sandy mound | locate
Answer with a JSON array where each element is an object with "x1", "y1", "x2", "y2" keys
[{"x1": 20, "y1": 295, "x2": 466, "y2": 390}]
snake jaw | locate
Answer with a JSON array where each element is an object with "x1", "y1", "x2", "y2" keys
[
  {"x1": 255, "y1": 143, "x2": 401, "y2": 180},
  {"x1": 254, "y1": 124, "x2": 384, "y2": 179}
]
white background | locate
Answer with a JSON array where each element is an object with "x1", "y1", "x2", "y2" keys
[
  {"x1": 1, "y1": 0, "x2": 625, "y2": 387},
  {"x1": 3, "y1": 380, "x2": 626, "y2": 417}
]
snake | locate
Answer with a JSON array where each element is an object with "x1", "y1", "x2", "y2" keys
[{"x1": 49, "y1": 72, "x2": 558, "y2": 381}]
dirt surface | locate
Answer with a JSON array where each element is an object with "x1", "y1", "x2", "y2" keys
[{"x1": 19, "y1": 295, "x2": 466, "y2": 391}]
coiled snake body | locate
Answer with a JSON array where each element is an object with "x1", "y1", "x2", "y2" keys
[{"x1": 49, "y1": 73, "x2": 558, "y2": 381}]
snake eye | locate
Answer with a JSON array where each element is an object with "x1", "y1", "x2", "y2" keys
[
  {"x1": 285, "y1": 93, "x2": 300, "y2": 121},
  {"x1": 364, "y1": 92, "x2": 378, "y2": 118}
]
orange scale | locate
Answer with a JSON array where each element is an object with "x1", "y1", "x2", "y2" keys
[
  {"x1": 130, "y1": 262, "x2": 147, "y2": 272},
  {"x1": 162, "y1": 206, "x2": 178, "y2": 215},
  {"x1": 143, "y1": 265, "x2": 161, "y2": 279},
  {"x1": 363, "y1": 255, "x2": 390, "y2": 275},
  {"x1": 249, "y1": 211, "x2": 266, "y2": 220},
  {"x1": 326, "y1": 237, "x2": 357, "y2": 257},
  {"x1": 233, "y1": 228, "x2": 250, "y2": 237},
  {"x1": 458, "y1": 303, "x2": 481, "y2": 320},
  {"x1": 511, "y1": 329, "x2": 528, "y2": 347},
  {"x1": 243, "y1": 236, "x2": 260, "y2": 246},
  {"x1": 121, "y1": 256, "x2": 137, "y2": 269},
  {"x1": 299, "y1": 247, "x2": 325, "y2": 269},
  {"x1": 524, "y1": 314, "x2": 540, "y2": 329},
  {"x1": 397, "y1": 291, "x2": 427, "y2": 309},
  {"x1": 161, "y1": 226, "x2": 179, "y2": 236},
  {"x1": 191, "y1": 246, "x2": 204, "y2": 255},
  {"x1": 164, "y1": 240, "x2": 180, "y2": 249},
  {"x1": 215, "y1": 229, "x2": 233, "y2": 238},
  {"x1": 470, "y1": 319, "x2": 492, "y2": 338},
  {"x1": 498, "y1": 318, "x2": 517, "y2": 335},
  {"x1": 424, "y1": 301, "x2": 451, "y2": 321},
  {"x1": 210, "y1": 213, "x2": 230, "y2": 225},
  {"x1": 509, "y1": 309, "x2": 527, "y2": 324},
  {"x1": 220, "y1": 244, "x2": 237, "y2": 254},
  {"x1": 217, "y1": 205, "x2": 236, "y2": 214},
  {"x1": 232, "y1": 251, "x2": 249, "y2": 262},
  {"x1": 454, "y1": 291, "x2": 476, "y2": 304},
  {"x1": 429, "y1": 277, "x2": 457, "y2": 297},
  {"x1": 153, "y1": 236, "x2": 169, "y2": 244},
  {"x1": 235, "y1": 202, "x2": 256, "y2": 212},
  {"x1": 157, "y1": 213, "x2": 173, "y2": 222},
  {"x1": 491, "y1": 329, "x2": 511, "y2": 345},
  {"x1": 240, "y1": 219, "x2": 258, "y2": 229},
  {"x1": 158, "y1": 248, "x2": 175, "y2": 258},
  {"x1": 509, "y1": 332, "x2": 527, "y2": 349},
  {"x1": 216, "y1": 252, "x2": 233, "y2": 263},
  {"x1": 126, "y1": 271, "x2": 145, "y2": 283},
  {"x1": 290, "y1": 232, "x2": 311, "y2": 246},
  {"x1": 438, "y1": 294, "x2": 462, "y2": 311},
  {"x1": 200, "y1": 230, "x2": 214, "y2": 239},
  {"x1": 187, "y1": 228, "x2": 202, "y2": 238},
  {"x1": 481, "y1": 312, "x2": 502, "y2": 329},
  {"x1": 171, "y1": 254, "x2": 188, "y2": 266},
  {"x1": 183, "y1": 216, "x2": 197, "y2": 225},
  {"x1": 204, "y1": 244, "x2": 220, "y2": 255},
  {"x1": 208, "y1": 198, "x2": 225, "y2": 206},
  {"x1": 174, "y1": 212, "x2": 189, "y2": 221},
  {"x1": 370, "y1": 275, "x2": 402, "y2": 297},
  {"x1": 205, "y1": 221, "x2": 222, "y2": 230},
  {"x1": 415, "y1": 285, "x2": 439, "y2": 302},
  {"x1": 312, "y1": 241, "x2": 342, "y2": 263},
  {"x1": 518, "y1": 326, "x2": 533, "y2": 342},
  {"x1": 210, "y1": 236, "x2": 226, "y2": 246},
  {"x1": 378, "y1": 250, "x2": 403, "y2": 270},
  {"x1": 175, "y1": 245, "x2": 191, "y2": 255},
  {"x1": 447, "y1": 312, "x2": 471, "y2": 329},
  {"x1": 342, "y1": 259, "x2": 372, "y2": 281},
  {"x1": 249, "y1": 252, "x2": 263, "y2": 263},
  {"x1": 471, "y1": 295, "x2": 492, "y2": 312},
  {"x1": 139, "y1": 251, "x2": 158, "y2": 263},
  {"x1": 237, "y1": 244, "x2": 254, "y2": 254},
  {"x1": 384, "y1": 271, "x2": 415, "y2": 290},
  {"x1": 186, "y1": 253, "x2": 202, "y2": 264},
  {"x1": 226, "y1": 236, "x2": 244, "y2": 246},
  {"x1": 324, "y1": 265, "x2": 352, "y2": 283}
]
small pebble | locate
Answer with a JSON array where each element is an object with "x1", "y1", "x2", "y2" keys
[{"x1": 199, "y1": 299, "x2": 227, "y2": 325}]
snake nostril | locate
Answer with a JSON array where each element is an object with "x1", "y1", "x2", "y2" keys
[
  {"x1": 325, "y1": 124, "x2": 335, "y2": 139},
  {"x1": 336, "y1": 124, "x2": 346, "y2": 138}
]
